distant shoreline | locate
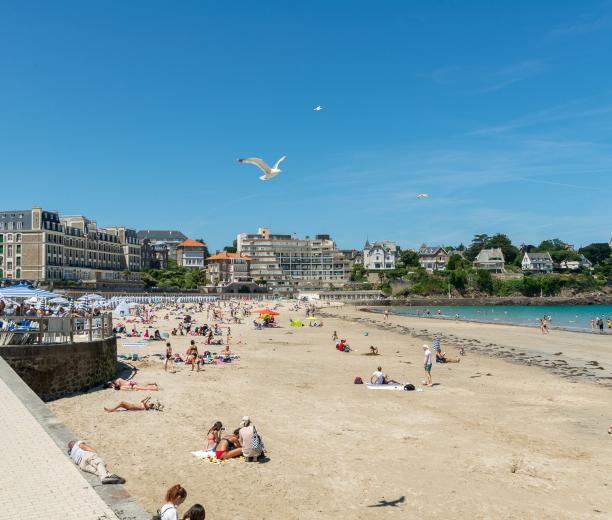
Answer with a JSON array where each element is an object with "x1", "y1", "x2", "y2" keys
[
  {"x1": 348, "y1": 294, "x2": 612, "y2": 307},
  {"x1": 362, "y1": 305, "x2": 612, "y2": 335}
]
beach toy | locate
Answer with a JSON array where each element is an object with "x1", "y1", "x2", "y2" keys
[{"x1": 363, "y1": 331, "x2": 369, "y2": 336}]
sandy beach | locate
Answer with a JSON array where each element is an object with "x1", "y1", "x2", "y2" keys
[{"x1": 49, "y1": 301, "x2": 612, "y2": 519}]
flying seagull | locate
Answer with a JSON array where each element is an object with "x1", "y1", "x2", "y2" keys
[
  {"x1": 313, "y1": 105, "x2": 323, "y2": 112},
  {"x1": 238, "y1": 156, "x2": 287, "y2": 181},
  {"x1": 416, "y1": 193, "x2": 430, "y2": 199}
]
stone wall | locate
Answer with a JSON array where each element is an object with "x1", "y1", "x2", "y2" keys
[{"x1": 0, "y1": 337, "x2": 117, "y2": 401}]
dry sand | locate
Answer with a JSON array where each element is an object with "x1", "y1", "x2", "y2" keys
[{"x1": 50, "y1": 302, "x2": 612, "y2": 519}]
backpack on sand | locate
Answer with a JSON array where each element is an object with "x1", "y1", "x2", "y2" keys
[
  {"x1": 404, "y1": 384, "x2": 415, "y2": 391},
  {"x1": 354, "y1": 377, "x2": 363, "y2": 384}
]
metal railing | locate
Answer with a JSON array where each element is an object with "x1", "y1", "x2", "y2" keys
[{"x1": 0, "y1": 313, "x2": 114, "y2": 346}]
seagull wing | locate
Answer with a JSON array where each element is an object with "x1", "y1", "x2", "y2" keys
[
  {"x1": 238, "y1": 157, "x2": 271, "y2": 174},
  {"x1": 273, "y1": 155, "x2": 287, "y2": 170}
]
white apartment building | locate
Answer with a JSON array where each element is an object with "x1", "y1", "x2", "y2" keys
[{"x1": 237, "y1": 227, "x2": 352, "y2": 294}]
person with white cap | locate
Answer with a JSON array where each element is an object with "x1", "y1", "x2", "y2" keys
[
  {"x1": 238, "y1": 416, "x2": 265, "y2": 462},
  {"x1": 423, "y1": 345, "x2": 433, "y2": 387}
]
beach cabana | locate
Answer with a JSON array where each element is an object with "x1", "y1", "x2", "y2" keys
[{"x1": 0, "y1": 283, "x2": 60, "y2": 301}]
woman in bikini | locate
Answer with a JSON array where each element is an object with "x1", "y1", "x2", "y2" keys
[
  {"x1": 205, "y1": 421, "x2": 224, "y2": 451},
  {"x1": 186, "y1": 341, "x2": 201, "y2": 372},
  {"x1": 104, "y1": 378, "x2": 159, "y2": 391},
  {"x1": 104, "y1": 396, "x2": 163, "y2": 412},
  {"x1": 215, "y1": 430, "x2": 243, "y2": 460},
  {"x1": 164, "y1": 342, "x2": 175, "y2": 373}
]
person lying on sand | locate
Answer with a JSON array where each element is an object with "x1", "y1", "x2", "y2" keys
[
  {"x1": 104, "y1": 378, "x2": 159, "y2": 391},
  {"x1": 370, "y1": 366, "x2": 400, "y2": 385},
  {"x1": 104, "y1": 396, "x2": 163, "y2": 412},
  {"x1": 67, "y1": 440, "x2": 125, "y2": 484},
  {"x1": 215, "y1": 430, "x2": 243, "y2": 460}
]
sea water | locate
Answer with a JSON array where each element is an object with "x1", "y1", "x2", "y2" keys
[{"x1": 387, "y1": 304, "x2": 612, "y2": 332}]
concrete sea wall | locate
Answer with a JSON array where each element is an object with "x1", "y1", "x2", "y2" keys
[{"x1": 0, "y1": 337, "x2": 117, "y2": 401}]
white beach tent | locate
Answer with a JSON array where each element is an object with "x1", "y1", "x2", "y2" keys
[{"x1": 112, "y1": 301, "x2": 131, "y2": 318}]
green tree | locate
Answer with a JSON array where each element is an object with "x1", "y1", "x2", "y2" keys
[
  {"x1": 579, "y1": 243, "x2": 611, "y2": 266},
  {"x1": 486, "y1": 233, "x2": 520, "y2": 264},
  {"x1": 350, "y1": 264, "x2": 367, "y2": 282},
  {"x1": 223, "y1": 239, "x2": 238, "y2": 254},
  {"x1": 476, "y1": 269, "x2": 494, "y2": 294},
  {"x1": 446, "y1": 253, "x2": 466, "y2": 271},
  {"x1": 537, "y1": 239, "x2": 568, "y2": 252},
  {"x1": 448, "y1": 269, "x2": 468, "y2": 292},
  {"x1": 465, "y1": 234, "x2": 489, "y2": 261},
  {"x1": 399, "y1": 250, "x2": 420, "y2": 268}
]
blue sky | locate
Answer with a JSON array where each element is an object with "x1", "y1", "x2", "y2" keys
[{"x1": 1, "y1": 1, "x2": 611, "y2": 251}]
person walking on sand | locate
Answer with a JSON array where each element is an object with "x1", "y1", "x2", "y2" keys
[
  {"x1": 164, "y1": 342, "x2": 175, "y2": 373},
  {"x1": 384, "y1": 309, "x2": 389, "y2": 320},
  {"x1": 423, "y1": 345, "x2": 433, "y2": 386},
  {"x1": 332, "y1": 330, "x2": 338, "y2": 342}
]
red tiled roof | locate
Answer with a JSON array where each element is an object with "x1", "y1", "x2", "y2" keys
[
  {"x1": 207, "y1": 251, "x2": 251, "y2": 261},
  {"x1": 177, "y1": 239, "x2": 207, "y2": 248}
]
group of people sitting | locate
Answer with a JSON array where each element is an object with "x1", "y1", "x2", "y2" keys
[{"x1": 205, "y1": 416, "x2": 265, "y2": 462}]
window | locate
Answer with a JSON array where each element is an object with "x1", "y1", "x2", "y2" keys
[
  {"x1": 7, "y1": 222, "x2": 13, "y2": 230},
  {"x1": 16, "y1": 234, "x2": 21, "y2": 242},
  {"x1": 16, "y1": 245, "x2": 21, "y2": 254},
  {"x1": 16, "y1": 257, "x2": 21, "y2": 266},
  {"x1": 15, "y1": 269, "x2": 20, "y2": 278},
  {"x1": 16, "y1": 222, "x2": 23, "y2": 229},
  {"x1": 7, "y1": 234, "x2": 12, "y2": 241},
  {"x1": 7, "y1": 245, "x2": 12, "y2": 256}
]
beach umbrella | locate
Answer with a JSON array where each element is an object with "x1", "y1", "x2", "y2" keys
[
  {"x1": 78, "y1": 293, "x2": 105, "y2": 302},
  {"x1": 0, "y1": 283, "x2": 60, "y2": 300},
  {"x1": 255, "y1": 309, "x2": 280, "y2": 315},
  {"x1": 49, "y1": 296, "x2": 70, "y2": 305}
]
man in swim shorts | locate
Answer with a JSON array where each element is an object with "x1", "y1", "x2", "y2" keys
[{"x1": 423, "y1": 345, "x2": 433, "y2": 386}]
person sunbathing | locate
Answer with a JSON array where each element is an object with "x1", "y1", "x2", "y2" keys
[
  {"x1": 104, "y1": 396, "x2": 163, "y2": 412},
  {"x1": 215, "y1": 431, "x2": 243, "y2": 460},
  {"x1": 435, "y1": 351, "x2": 461, "y2": 363},
  {"x1": 104, "y1": 378, "x2": 159, "y2": 391}
]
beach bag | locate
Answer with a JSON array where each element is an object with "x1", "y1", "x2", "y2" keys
[
  {"x1": 404, "y1": 384, "x2": 415, "y2": 391},
  {"x1": 354, "y1": 377, "x2": 363, "y2": 384},
  {"x1": 252, "y1": 426, "x2": 264, "y2": 451}
]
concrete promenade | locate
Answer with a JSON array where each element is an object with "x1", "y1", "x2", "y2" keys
[{"x1": 0, "y1": 357, "x2": 148, "y2": 519}]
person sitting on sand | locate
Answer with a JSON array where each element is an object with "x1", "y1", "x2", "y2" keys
[
  {"x1": 67, "y1": 440, "x2": 125, "y2": 484},
  {"x1": 370, "y1": 366, "x2": 400, "y2": 385},
  {"x1": 239, "y1": 416, "x2": 264, "y2": 462},
  {"x1": 332, "y1": 331, "x2": 338, "y2": 342},
  {"x1": 336, "y1": 339, "x2": 352, "y2": 353},
  {"x1": 182, "y1": 504, "x2": 206, "y2": 520},
  {"x1": 206, "y1": 421, "x2": 224, "y2": 451},
  {"x1": 104, "y1": 378, "x2": 159, "y2": 391},
  {"x1": 432, "y1": 336, "x2": 461, "y2": 363},
  {"x1": 154, "y1": 329, "x2": 162, "y2": 340},
  {"x1": 104, "y1": 396, "x2": 163, "y2": 412}
]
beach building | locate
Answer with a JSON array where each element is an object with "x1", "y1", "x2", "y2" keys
[
  {"x1": 176, "y1": 239, "x2": 207, "y2": 268},
  {"x1": 100, "y1": 226, "x2": 142, "y2": 272},
  {"x1": 559, "y1": 254, "x2": 593, "y2": 271},
  {"x1": 206, "y1": 251, "x2": 251, "y2": 285},
  {"x1": 521, "y1": 251, "x2": 554, "y2": 273},
  {"x1": 140, "y1": 239, "x2": 169, "y2": 269},
  {"x1": 236, "y1": 227, "x2": 352, "y2": 294},
  {"x1": 136, "y1": 230, "x2": 187, "y2": 262},
  {"x1": 473, "y1": 248, "x2": 505, "y2": 273},
  {"x1": 362, "y1": 240, "x2": 398, "y2": 270},
  {"x1": 418, "y1": 244, "x2": 449, "y2": 271},
  {"x1": 0, "y1": 207, "x2": 141, "y2": 283}
]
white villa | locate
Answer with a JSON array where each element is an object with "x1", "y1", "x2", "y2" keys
[
  {"x1": 521, "y1": 251, "x2": 554, "y2": 273},
  {"x1": 362, "y1": 240, "x2": 398, "y2": 270}
]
